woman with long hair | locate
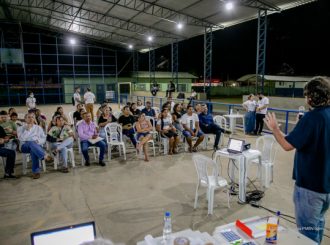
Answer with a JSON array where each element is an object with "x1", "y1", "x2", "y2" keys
[{"x1": 135, "y1": 113, "x2": 153, "y2": 161}]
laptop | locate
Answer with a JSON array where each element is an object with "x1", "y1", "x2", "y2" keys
[
  {"x1": 227, "y1": 138, "x2": 245, "y2": 154},
  {"x1": 31, "y1": 221, "x2": 96, "y2": 245}
]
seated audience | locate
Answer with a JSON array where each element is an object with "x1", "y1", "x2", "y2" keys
[
  {"x1": 118, "y1": 106, "x2": 137, "y2": 148},
  {"x1": 172, "y1": 103, "x2": 184, "y2": 132},
  {"x1": 10, "y1": 112, "x2": 23, "y2": 127},
  {"x1": 167, "y1": 97, "x2": 175, "y2": 113},
  {"x1": 181, "y1": 105, "x2": 204, "y2": 152},
  {"x1": 47, "y1": 115, "x2": 58, "y2": 133},
  {"x1": 130, "y1": 103, "x2": 141, "y2": 121},
  {"x1": 98, "y1": 106, "x2": 117, "y2": 140},
  {"x1": 18, "y1": 113, "x2": 52, "y2": 179},
  {"x1": 0, "y1": 110, "x2": 18, "y2": 150},
  {"x1": 136, "y1": 100, "x2": 145, "y2": 111},
  {"x1": 135, "y1": 113, "x2": 153, "y2": 161},
  {"x1": 96, "y1": 103, "x2": 108, "y2": 119},
  {"x1": 77, "y1": 112, "x2": 106, "y2": 166},
  {"x1": 54, "y1": 107, "x2": 69, "y2": 124},
  {"x1": 0, "y1": 125, "x2": 17, "y2": 179},
  {"x1": 199, "y1": 104, "x2": 224, "y2": 151},
  {"x1": 8, "y1": 108, "x2": 17, "y2": 116},
  {"x1": 157, "y1": 108, "x2": 180, "y2": 155},
  {"x1": 47, "y1": 116, "x2": 74, "y2": 173},
  {"x1": 141, "y1": 101, "x2": 156, "y2": 118},
  {"x1": 194, "y1": 103, "x2": 202, "y2": 114}
]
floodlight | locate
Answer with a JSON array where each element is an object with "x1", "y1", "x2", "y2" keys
[
  {"x1": 177, "y1": 23, "x2": 183, "y2": 30},
  {"x1": 69, "y1": 38, "x2": 76, "y2": 45},
  {"x1": 128, "y1": 44, "x2": 133, "y2": 49},
  {"x1": 147, "y1": 36, "x2": 153, "y2": 42},
  {"x1": 225, "y1": 2, "x2": 234, "y2": 11}
]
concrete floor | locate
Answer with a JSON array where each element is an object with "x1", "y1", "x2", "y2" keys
[{"x1": 0, "y1": 105, "x2": 329, "y2": 245}]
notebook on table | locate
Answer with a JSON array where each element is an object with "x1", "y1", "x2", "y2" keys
[{"x1": 31, "y1": 221, "x2": 96, "y2": 245}]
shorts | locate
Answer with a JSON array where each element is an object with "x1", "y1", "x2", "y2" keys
[
  {"x1": 182, "y1": 129, "x2": 204, "y2": 138},
  {"x1": 137, "y1": 132, "x2": 150, "y2": 140},
  {"x1": 161, "y1": 130, "x2": 178, "y2": 139}
]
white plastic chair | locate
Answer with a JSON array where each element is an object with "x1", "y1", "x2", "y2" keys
[
  {"x1": 133, "y1": 123, "x2": 156, "y2": 158},
  {"x1": 104, "y1": 123, "x2": 126, "y2": 160},
  {"x1": 22, "y1": 153, "x2": 46, "y2": 175},
  {"x1": 53, "y1": 146, "x2": 76, "y2": 170},
  {"x1": 113, "y1": 111, "x2": 122, "y2": 120},
  {"x1": 251, "y1": 135, "x2": 278, "y2": 188},
  {"x1": 213, "y1": 115, "x2": 230, "y2": 132},
  {"x1": 192, "y1": 154, "x2": 230, "y2": 215},
  {"x1": 68, "y1": 111, "x2": 75, "y2": 126}
]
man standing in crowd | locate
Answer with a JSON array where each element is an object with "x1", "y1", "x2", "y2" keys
[
  {"x1": 73, "y1": 87, "x2": 82, "y2": 106},
  {"x1": 264, "y1": 77, "x2": 330, "y2": 244},
  {"x1": 254, "y1": 92, "x2": 269, "y2": 135},
  {"x1": 77, "y1": 112, "x2": 106, "y2": 167},
  {"x1": 84, "y1": 88, "x2": 96, "y2": 121},
  {"x1": 198, "y1": 104, "x2": 224, "y2": 151},
  {"x1": 0, "y1": 125, "x2": 17, "y2": 179},
  {"x1": 165, "y1": 81, "x2": 175, "y2": 98},
  {"x1": 26, "y1": 91, "x2": 37, "y2": 111}
]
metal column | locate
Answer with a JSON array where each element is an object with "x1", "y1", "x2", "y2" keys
[
  {"x1": 204, "y1": 27, "x2": 212, "y2": 97},
  {"x1": 38, "y1": 33, "x2": 45, "y2": 104},
  {"x1": 132, "y1": 51, "x2": 139, "y2": 84},
  {"x1": 148, "y1": 48, "x2": 155, "y2": 84},
  {"x1": 256, "y1": 9, "x2": 268, "y2": 94},
  {"x1": 171, "y1": 41, "x2": 178, "y2": 90}
]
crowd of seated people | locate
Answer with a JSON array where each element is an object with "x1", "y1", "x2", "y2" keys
[{"x1": 0, "y1": 98, "x2": 226, "y2": 180}]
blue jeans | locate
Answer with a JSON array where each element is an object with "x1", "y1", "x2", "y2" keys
[
  {"x1": 244, "y1": 111, "x2": 256, "y2": 133},
  {"x1": 123, "y1": 128, "x2": 137, "y2": 147},
  {"x1": 80, "y1": 140, "x2": 106, "y2": 161},
  {"x1": 21, "y1": 141, "x2": 45, "y2": 173},
  {"x1": 293, "y1": 184, "x2": 330, "y2": 244},
  {"x1": 50, "y1": 138, "x2": 74, "y2": 167}
]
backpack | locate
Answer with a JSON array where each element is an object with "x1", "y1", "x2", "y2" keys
[{"x1": 72, "y1": 96, "x2": 75, "y2": 106}]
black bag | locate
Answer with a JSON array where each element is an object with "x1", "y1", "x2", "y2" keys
[
  {"x1": 46, "y1": 134, "x2": 57, "y2": 143},
  {"x1": 72, "y1": 96, "x2": 75, "y2": 106}
]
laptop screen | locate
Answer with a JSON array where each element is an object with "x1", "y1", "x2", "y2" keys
[
  {"x1": 31, "y1": 221, "x2": 96, "y2": 245},
  {"x1": 227, "y1": 138, "x2": 244, "y2": 153}
]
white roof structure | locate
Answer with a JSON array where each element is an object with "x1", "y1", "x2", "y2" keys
[
  {"x1": 238, "y1": 74, "x2": 313, "y2": 82},
  {"x1": 0, "y1": 0, "x2": 317, "y2": 50}
]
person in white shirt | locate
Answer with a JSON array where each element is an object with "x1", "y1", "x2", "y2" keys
[
  {"x1": 84, "y1": 88, "x2": 96, "y2": 121},
  {"x1": 18, "y1": 112, "x2": 52, "y2": 179},
  {"x1": 26, "y1": 92, "x2": 36, "y2": 110},
  {"x1": 242, "y1": 94, "x2": 257, "y2": 134},
  {"x1": 181, "y1": 105, "x2": 204, "y2": 152},
  {"x1": 254, "y1": 93, "x2": 269, "y2": 135},
  {"x1": 73, "y1": 87, "x2": 82, "y2": 106},
  {"x1": 136, "y1": 100, "x2": 145, "y2": 111}
]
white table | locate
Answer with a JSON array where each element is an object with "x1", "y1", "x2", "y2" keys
[
  {"x1": 213, "y1": 148, "x2": 262, "y2": 203},
  {"x1": 224, "y1": 114, "x2": 245, "y2": 135},
  {"x1": 213, "y1": 216, "x2": 317, "y2": 245}
]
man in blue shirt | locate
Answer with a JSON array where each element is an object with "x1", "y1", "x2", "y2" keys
[
  {"x1": 264, "y1": 77, "x2": 330, "y2": 244},
  {"x1": 198, "y1": 104, "x2": 224, "y2": 151},
  {"x1": 141, "y1": 101, "x2": 156, "y2": 118}
]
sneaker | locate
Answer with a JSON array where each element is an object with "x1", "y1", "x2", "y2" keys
[
  {"x1": 61, "y1": 167, "x2": 69, "y2": 173},
  {"x1": 99, "y1": 161, "x2": 106, "y2": 166},
  {"x1": 4, "y1": 174, "x2": 18, "y2": 179},
  {"x1": 213, "y1": 146, "x2": 219, "y2": 151},
  {"x1": 32, "y1": 173, "x2": 40, "y2": 179},
  {"x1": 85, "y1": 160, "x2": 90, "y2": 166}
]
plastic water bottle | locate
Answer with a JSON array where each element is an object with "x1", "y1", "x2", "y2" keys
[{"x1": 162, "y1": 211, "x2": 172, "y2": 243}]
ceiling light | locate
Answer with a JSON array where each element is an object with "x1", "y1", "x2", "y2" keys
[
  {"x1": 177, "y1": 23, "x2": 183, "y2": 30},
  {"x1": 225, "y1": 2, "x2": 234, "y2": 11},
  {"x1": 69, "y1": 38, "x2": 76, "y2": 45},
  {"x1": 147, "y1": 36, "x2": 153, "y2": 42},
  {"x1": 128, "y1": 44, "x2": 133, "y2": 49}
]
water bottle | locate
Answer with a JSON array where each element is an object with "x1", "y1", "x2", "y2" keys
[{"x1": 162, "y1": 211, "x2": 172, "y2": 243}]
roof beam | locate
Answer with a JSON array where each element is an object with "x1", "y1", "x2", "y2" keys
[
  {"x1": 102, "y1": 0, "x2": 223, "y2": 28},
  {"x1": 240, "y1": 0, "x2": 281, "y2": 11},
  {"x1": 7, "y1": 6, "x2": 154, "y2": 47},
  {"x1": 6, "y1": 0, "x2": 184, "y2": 40},
  {"x1": 0, "y1": 0, "x2": 13, "y2": 19}
]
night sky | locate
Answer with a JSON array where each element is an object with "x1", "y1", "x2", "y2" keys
[{"x1": 138, "y1": 0, "x2": 330, "y2": 81}]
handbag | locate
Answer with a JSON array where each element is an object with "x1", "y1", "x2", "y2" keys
[{"x1": 46, "y1": 126, "x2": 64, "y2": 143}]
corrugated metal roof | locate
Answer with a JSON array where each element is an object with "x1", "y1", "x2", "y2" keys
[
  {"x1": 1, "y1": 0, "x2": 317, "y2": 50},
  {"x1": 237, "y1": 74, "x2": 313, "y2": 82}
]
